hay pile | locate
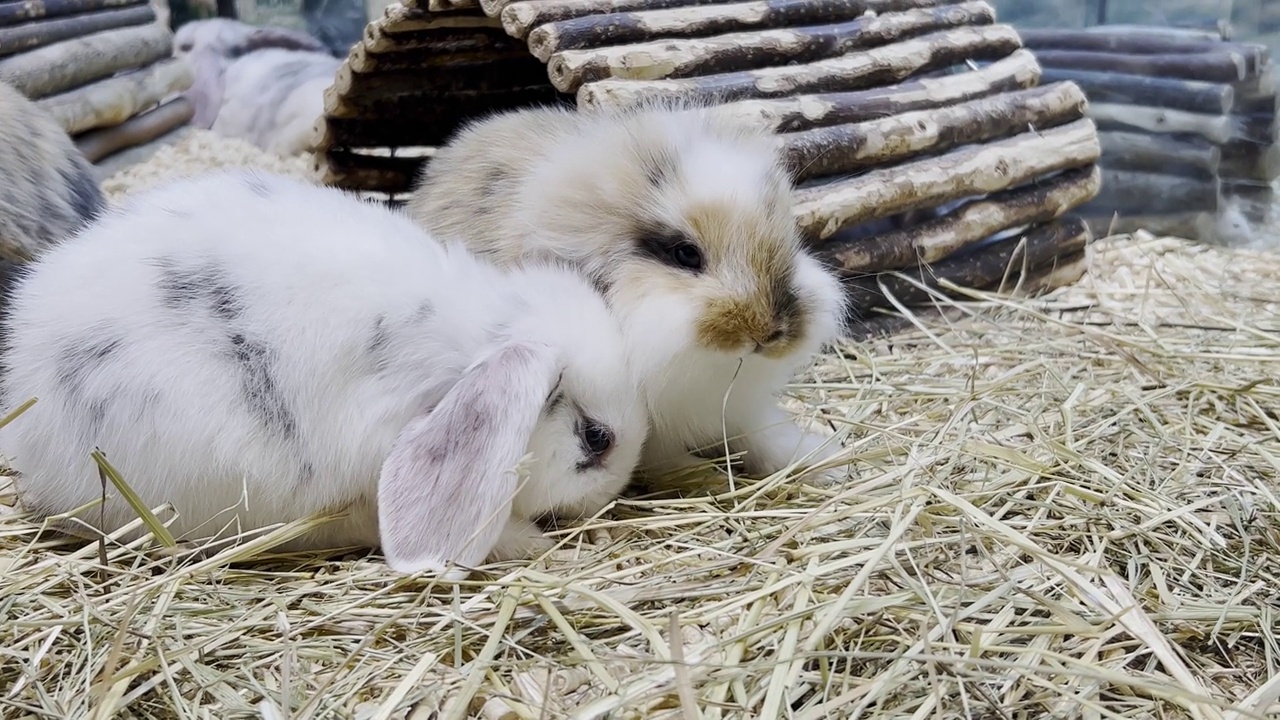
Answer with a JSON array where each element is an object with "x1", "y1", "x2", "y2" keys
[{"x1": 1, "y1": 135, "x2": 1278, "y2": 719}]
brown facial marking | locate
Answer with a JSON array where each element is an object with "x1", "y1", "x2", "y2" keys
[{"x1": 683, "y1": 200, "x2": 808, "y2": 358}]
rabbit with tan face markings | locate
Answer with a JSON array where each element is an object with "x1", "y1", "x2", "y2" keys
[
  {"x1": 0, "y1": 81, "x2": 105, "y2": 261},
  {"x1": 407, "y1": 101, "x2": 848, "y2": 479},
  {"x1": 0, "y1": 169, "x2": 647, "y2": 576}
]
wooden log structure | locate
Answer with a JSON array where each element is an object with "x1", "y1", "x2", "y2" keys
[
  {"x1": 74, "y1": 96, "x2": 195, "y2": 162},
  {"x1": 0, "y1": 3, "x2": 155, "y2": 56},
  {"x1": 0, "y1": 22, "x2": 174, "y2": 99},
  {"x1": 1023, "y1": 24, "x2": 1278, "y2": 247},
  {"x1": 0, "y1": 3, "x2": 193, "y2": 164},
  {"x1": 312, "y1": 0, "x2": 1106, "y2": 326}
]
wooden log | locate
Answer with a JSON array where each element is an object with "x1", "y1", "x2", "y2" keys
[
  {"x1": 329, "y1": 56, "x2": 551, "y2": 98},
  {"x1": 0, "y1": 22, "x2": 173, "y2": 99},
  {"x1": 577, "y1": 24, "x2": 1024, "y2": 110},
  {"x1": 825, "y1": 165, "x2": 1100, "y2": 273},
  {"x1": 1233, "y1": 91, "x2": 1278, "y2": 116},
  {"x1": 705, "y1": 48, "x2": 1040, "y2": 132},
  {"x1": 1020, "y1": 29, "x2": 1269, "y2": 74},
  {"x1": 313, "y1": 86, "x2": 562, "y2": 147},
  {"x1": 792, "y1": 118, "x2": 1101, "y2": 242},
  {"x1": 36, "y1": 57, "x2": 194, "y2": 135},
  {"x1": 318, "y1": 150, "x2": 426, "y2": 193},
  {"x1": 1084, "y1": 24, "x2": 1225, "y2": 43},
  {"x1": 1219, "y1": 139, "x2": 1280, "y2": 182},
  {"x1": 321, "y1": 78, "x2": 558, "y2": 121},
  {"x1": 784, "y1": 81, "x2": 1087, "y2": 180},
  {"x1": 1032, "y1": 48, "x2": 1251, "y2": 84},
  {"x1": 500, "y1": 0, "x2": 952, "y2": 40},
  {"x1": 1088, "y1": 103, "x2": 1237, "y2": 145},
  {"x1": 0, "y1": 0, "x2": 147, "y2": 26},
  {"x1": 989, "y1": 248, "x2": 1088, "y2": 299},
  {"x1": 1080, "y1": 169, "x2": 1221, "y2": 215},
  {"x1": 1095, "y1": 131, "x2": 1221, "y2": 180},
  {"x1": 529, "y1": 0, "x2": 982, "y2": 64},
  {"x1": 543, "y1": 1, "x2": 995, "y2": 92},
  {"x1": 348, "y1": 33, "x2": 528, "y2": 73},
  {"x1": 0, "y1": 4, "x2": 155, "y2": 56},
  {"x1": 74, "y1": 96, "x2": 193, "y2": 163},
  {"x1": 1038, "y1": 67, "x2": 1232, "y2": 115},
  {"x1": 427, "y1": 0, "x2": 479, "y2": 9},
  {"x1": 838, "y1": 217, "x2": 1090, "y2": 314}
]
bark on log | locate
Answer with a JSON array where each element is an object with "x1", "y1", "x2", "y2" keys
[
  {"x1": 1081, "y1": 169, "x2": 1221, "y2": 215},
  {"x1": 1096, "y1": 131, "x2": 1221, "y2": 180},
  {"x1": 348, "y1": 32, "x2": 527, "y2": 73},
  {"x1": 577, "y1": 24, "x2": 1024, "y2": 110},
  {"x1": 1088, "y1": 103, "x2": 1237, "y2": 144},
  {"x1": 0, "y1": 22, "x2": 172, "y2": 99},
  {"x1": 329, "y1": 56, "x2": 551, "y2": 98},
  {"x1": 1085, "y1": 24, "x2": 1225, "y2": 43},
  {"x1": 544, "y1": 1, "x2": 995, "y2": 92},
  {"x1": 1219, "y1": 139, "x2": 1280, "y2": 182},
  {"x1": 0, "y1": 4, "x2": 155, "y2": 56},
  {"x1": 372, "y1": 1, "x2": 499, "y2": 36},
  {"x1": 704, "y1": 48, "x2": 1039, "y2": 132},
  {"x1": 74, "y1": 96, "x2": 193, "y2": 162},
  {"x1": 36, "y1": 57, "x2": 194, "y2": 134},
  {"x1": 1020, "y1": 29, "x2": 1268, "y2": 74},
  {"x1": 792, "y1": 118, "x2": 1101, "y2": 242},
  {"x1": 1038, "y1": 67, "x2": 1232, "y2": 115},
  {"x1": 313, "y1": 86, "x2": 562, "y2": 149},
  {"x1": 321, "y1": 79, "x2": 558, "y2": 121},
  {"x1": 317, "y1": 150, "x2": 427, "y2": 193},
  {"x1": 0, "y1": 0, "x2": 146, "y2": 26},
  {"x1": 1033, "y1": 48, "x2": 1251, "y2": 84},
  {"x1": 427, "y1": 0, "x2": 479, "y2": 9},
  {"x1": 784, "y1": 81, "x2": 1087, "y2": 180},
  {"x1": 838, "y1": 217, "x2": 1090, "y2": 314},
  {"x1": 1233, "y1": 91, "x2": 1278, "y2": 116},
  {"x1": 500, "y1": 0, "x2": 952, "y2": 40},
  {"x1": 825, "y1": 165, "x2": 1100, "y2": 273},
  {"x1": 990, "y1": 248, "x2": 1088, "y2": 298},
  {"x1": 531, "y1": 0, "x2": 986, "y2": 64}
]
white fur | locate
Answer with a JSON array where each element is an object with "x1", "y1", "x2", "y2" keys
[
  {"x1": 409, "y1": 103, "x2": 850, "y2": 479},
  {"x1": 0, "y1": 170, "x2": 647, "y2": 574},
  {"x1": 211, "y1": 48, "x2": 341, "y2": 156}
]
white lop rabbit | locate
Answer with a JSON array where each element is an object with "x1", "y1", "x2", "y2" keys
[
  {"x1": 173, "y1": 18, "x2": 338, "y2": 155},
  {"x1": 407, "y1": 101, "x2": 848, "y2": 479},
  {"x1": 0, "y1": 169, "x2": 647, "y2": 575}
]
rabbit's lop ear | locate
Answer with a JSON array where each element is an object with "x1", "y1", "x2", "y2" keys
[{"x1": 378, "y1": 341, "x2": 563, "y2": 575}]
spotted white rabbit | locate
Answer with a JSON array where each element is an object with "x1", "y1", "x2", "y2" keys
[
  {"x1": 0, "y1": 169, "x2": 647, "y2": 575},
  {"x1": 407, "y1": 101, "x2": 848, "y2": 479}
]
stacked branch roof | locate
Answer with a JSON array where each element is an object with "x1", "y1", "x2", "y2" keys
[
  {"x1": 313, "y1": 0, "x2": 1103, "y2": 329},
  {"x1": 1018, "y1": 25, "x2": 1278, "y2": 244},
  {"x1": 0, "y1": 0, "x2": 194, "y2": 163}
]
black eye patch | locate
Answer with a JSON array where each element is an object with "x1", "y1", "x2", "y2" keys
[{"x1": 635, "y1": 225, "x2": 705, "y2": 274}]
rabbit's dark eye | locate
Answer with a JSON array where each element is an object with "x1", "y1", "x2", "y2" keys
[
  {"x1": 578, "y1": 421, "x2": 614, "y2": 460},
  {"x1": 669, "y1": 242, "x2": 704, "y2": 271},
  {"x1": 636, "y1": 226, "x2": 705, "y2": 274}
]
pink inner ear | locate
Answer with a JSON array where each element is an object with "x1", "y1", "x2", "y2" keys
[{"x1": 376, "y1": 341, "x2": 562, "y2": 575}]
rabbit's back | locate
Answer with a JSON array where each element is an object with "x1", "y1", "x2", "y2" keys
[{"x1": 0, "y1": 171, "x2": 498, "y2": 547}]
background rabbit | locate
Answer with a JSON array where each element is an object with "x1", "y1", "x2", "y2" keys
[
  {"x1": 0, "y1": 81, "x2": 105, "y2": 262},
  {"x1": 174, "y1": 18, "x2": 339, "y2": 155},
  {"x1": 0, "y1": 169, "x2": 647, "y2": 574},
  {"x1": 407, "y1": 101, "x2": 848, "y2": 480}
]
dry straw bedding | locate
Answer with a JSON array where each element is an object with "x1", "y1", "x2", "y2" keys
[{"x1": 1, "y1": 131, "x2": 1278, "y2": 719}]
